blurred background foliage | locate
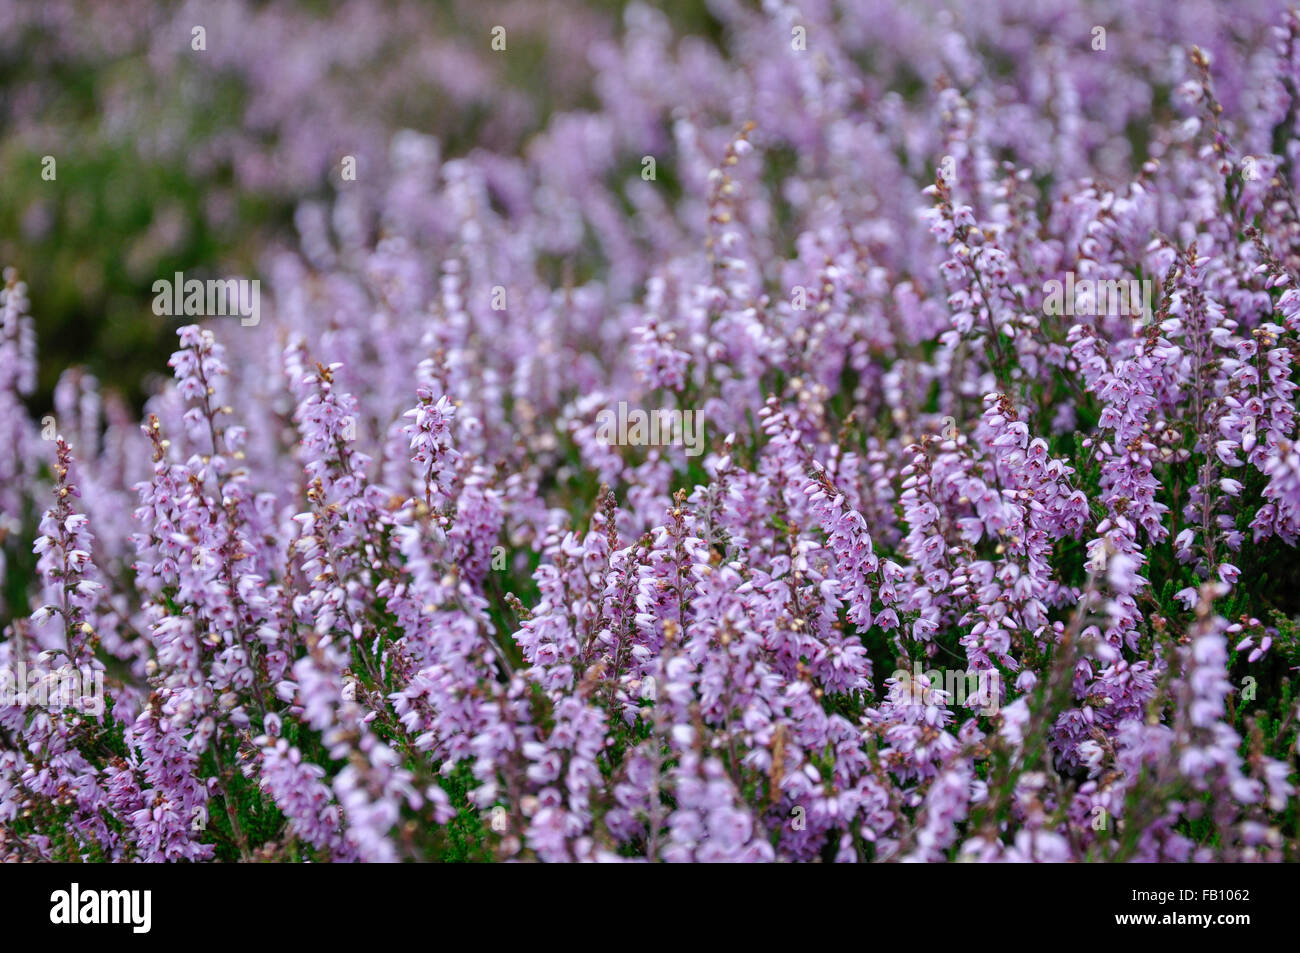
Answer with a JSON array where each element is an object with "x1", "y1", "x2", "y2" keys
[{"x1": 0, "y1": 0, "x2": 719, "y2": 413}]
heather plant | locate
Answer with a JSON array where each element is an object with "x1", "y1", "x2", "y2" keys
[
  {"x1": 1, "y1": 0, "x2": 1298, "y2": 862},
  {"x1": 0, "y1": 0, "x2": 611, "y2": 405}
]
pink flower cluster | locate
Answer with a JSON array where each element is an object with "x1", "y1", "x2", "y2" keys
[{"x1": 1, "y1": 0, "x2": 1298, "y2": 862}]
